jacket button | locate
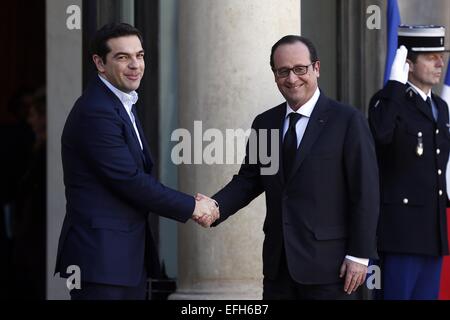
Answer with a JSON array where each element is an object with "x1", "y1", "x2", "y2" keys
[
  {"x1": 438, "y1": 169, "x2": 442, "y2": 175},
  {"x1": 439, "y1": 190, "x2": 443, "y2": 196},
  {"x1": 418, "y1": 132, "x2": 423, "y2": 137},
  {"x1": 436, "y1": 149, "x2": 441, "y2": 155},
  {"x1": 403, "y1": 198, "x2": 409, "y2": 204},
  {"x1": 436, "y1": 129, "x2": 440, "y2": 134}
]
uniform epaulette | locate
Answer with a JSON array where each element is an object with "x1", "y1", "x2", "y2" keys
[
  {"x1": 373, "y1": 100, "x2": 380, "y2": 108},
  {"x1": 405, "y1": 85, "x2": 418, "y2": 98}
]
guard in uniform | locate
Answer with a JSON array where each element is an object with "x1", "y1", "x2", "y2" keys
[{"x1": 369, "y1": 25, "x2": 450, "y2": 300}]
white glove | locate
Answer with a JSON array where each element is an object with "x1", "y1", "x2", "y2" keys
[{"x1": 389, "y1": 45, "x2": 409, "y2": 84}]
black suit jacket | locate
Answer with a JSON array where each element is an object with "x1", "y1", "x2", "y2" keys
[
  {"x1": 369, "y1": 81, "x2": 450, "y2": 256},
  {"x1": 213, "y1": 92, "x2": 380, "y2": 284},
  {"x1": 55, "y1": 76, "x2": 195, "y2": 286}
]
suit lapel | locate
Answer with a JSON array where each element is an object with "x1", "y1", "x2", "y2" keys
[
  {"x1": 434, "y1": 93, "x2": 448, "y2": 124},
  {"x1": 272, "y1": 103, "x2": 288, "y2": 187},
  {"x1": 417, "y1": 98, "x2": 435, "y2": 122},
  {"x1": 96, "y1": 77, "x2": 152, "y2": 170},
  {"x1": 133, "y1": 110, "x2": 154, "y2": 171},
  {"x1": 117, "y1": 105, "x2": 150, "y2": 169},
  {"x1": 114, "y1": 102, "x2": 146, "y2": 155},
  {"x1": 434, "y1": 94, "x2": 450, "y2": 139},
  {"x1": 406, "y1": 85, "x2": 435, "y2": 122},
  {"x1": 285, "y1": 94, "x2": 330, "y2": 184},
  {"x1": 96, "y1": 76, "x2": 139, "y2": 141}
]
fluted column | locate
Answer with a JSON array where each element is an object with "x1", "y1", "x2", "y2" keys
[
  {"x1": 46, "y1": 0, "x2": 82, "y2": 299},
  {"x1": 172, "y1": 0, "x2": 300, "y2": 299}
]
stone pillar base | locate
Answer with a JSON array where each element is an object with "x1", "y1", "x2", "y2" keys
[{"x1": 169, "y1": 280, "x2": 262, "y2": 300}]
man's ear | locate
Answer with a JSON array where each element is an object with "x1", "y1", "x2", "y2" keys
[
  {"x1": 313, "y1": 60, "x2": 320, "y2": 78},
  {"x1": 406, "y1": 59, "x2": 414, "y2": 73},
  {"x1": 92, "y1": 55, "x2": 105, "y2": 73}
]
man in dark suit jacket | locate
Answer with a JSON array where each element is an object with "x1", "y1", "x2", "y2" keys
[
  {"x1": 55, "y1": 23, "x2": 218, "y2": 300},
  {"x1": 197, "y1": 35, "x2": 380, "y2": 299},
  {"x1": 368, "y1": 25, "x2": 450, "y2": 300}
]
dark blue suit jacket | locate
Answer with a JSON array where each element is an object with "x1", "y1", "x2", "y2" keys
[
  {"x1": 212, "y1": 92, "x2": 380, "y2": 284},
  {"x1": 55, "y1": 76, "x2": 195, "y2": 286}
]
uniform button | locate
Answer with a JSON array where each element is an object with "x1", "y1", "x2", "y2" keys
[
  {"x1": 403, "y1": 198, "x2": 409, "y2": 204},
  {"x1": 439, "y1": 190, "x2": 443, "y2": 196},
  {"x1": 436, "y1": 129, "x2": 440, "y2": 134},
  {"x1": 418, "y1": 132, "x2": 423, "y2": 137},
  {"x1": 438, "y1": 169, "x2": 442, "y2": 175},
  {"x1": 436, "y1": 149, "x2": 441, "y2": 155}
]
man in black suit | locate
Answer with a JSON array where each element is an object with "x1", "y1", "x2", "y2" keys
[
  {"x1": 197, "y1": 35, "x2": 379, "y2": 299},
  {"x1": 368, "y1": 25, "x2": 450, "y2": 300}
]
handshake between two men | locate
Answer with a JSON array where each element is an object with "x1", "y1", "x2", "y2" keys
[{"x1": 191, "y1": 193, "x2": 220, "y2": 228}]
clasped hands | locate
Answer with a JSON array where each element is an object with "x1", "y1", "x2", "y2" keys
[{"x1": 191, "y1": 193, "x2": 220, "y2": 228}]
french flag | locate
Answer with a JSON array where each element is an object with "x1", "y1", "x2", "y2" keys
[
  {"x1": 383, "y1": 0, "x2": 401, "y2": 84},
  {"x1": 441, "y1": 67, "x2": 450, "y2": 104},
  {"x1": 440, "y1": 66, "x2": 450, "y2": 300}
]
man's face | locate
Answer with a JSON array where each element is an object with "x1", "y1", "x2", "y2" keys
[
  {"x1": 272, "y1": 42, "x2": 320, "y2": 110},
  {"x1": 93, "y1": 35, "x2": 145, "y2": 93},
  {"x1": 408, "y1": 52, "x2": 445, "y2": 92}
]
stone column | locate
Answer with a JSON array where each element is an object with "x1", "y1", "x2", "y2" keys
[
  {"x1": 336, "y1": 0, "x2": 385, "y2": 114},
  {"x1": 46, "y1": 0, "x2": 82, "y2": 299},
  {"x1": 173, "y1": 0, "x2": 300, "y2": 299}
]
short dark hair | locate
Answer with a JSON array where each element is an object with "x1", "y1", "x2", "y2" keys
[
  {"x1": 90, "y1": 22, "x2": 143, "y2": 64},
  {"x1": 407, "y1": 51, "x2": 419, "y2": 64},
  {"x1": 270, "y1": 35, "x2": 319, "y2": 70}
]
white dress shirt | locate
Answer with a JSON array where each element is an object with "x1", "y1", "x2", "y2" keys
[
  {"x1": 282, "y1": 87, "x2": 369, "y2": 266},
  {"x1": 99, "y1": 75, "x2": 143, "y2": 150}
]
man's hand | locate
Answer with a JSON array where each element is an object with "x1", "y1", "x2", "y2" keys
[
  {"x1": 339, "y1": 258, "x2": 368, "y2": 295},
  {"x1": 191, "y1": 193, "x2": 220, "y2": 228},
  {"x1": 389, "y1": 45, "x2": 409, "y2": 84}
]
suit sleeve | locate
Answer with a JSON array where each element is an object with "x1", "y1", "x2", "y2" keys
[
  {"x1": 368, "y1": 80, "x2": 406, "y2": 145},
  {"x1": 212, "y1": 117, "x2": 265, "y2": 225},
  {"x1": 75, "y1": 108, "x2": 194, "y2": 223},
  {"x1": 343, "y1": 110, "x2": 380, "y2": 259}
]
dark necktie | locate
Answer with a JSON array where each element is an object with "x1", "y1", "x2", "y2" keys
[
  {"x1": 283, "y1": 113, "x2": 302, "y2": 179},
  {"x1": 426, "y1": 97, "x2": 438, "y2": 121}
]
